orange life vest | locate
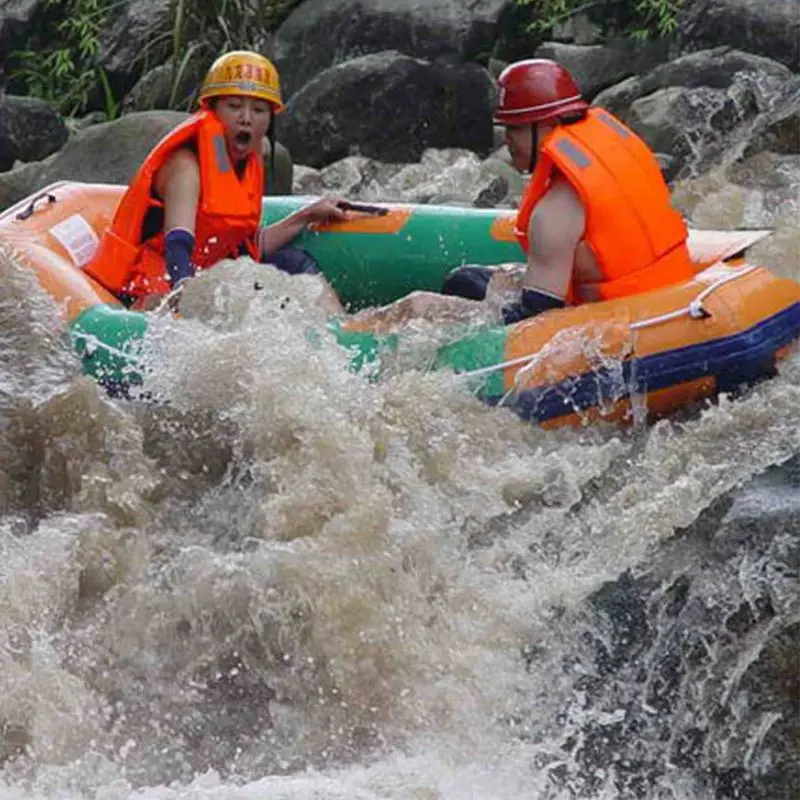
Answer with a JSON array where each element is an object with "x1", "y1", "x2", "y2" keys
[
  {"x1": 84, "y1": 110, "x2": 263, "y2": 297},
  {"x1": 515, "y1": 107, "x2": 694, "y2": 303}
]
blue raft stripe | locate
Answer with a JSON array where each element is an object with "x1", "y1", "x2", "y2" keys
[{"x1": 485, "y1": 302, "x2": 800, "y2": 424}]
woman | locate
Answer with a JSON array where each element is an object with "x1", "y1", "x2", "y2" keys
[{"x1": 86, "y1": 50, "x2": 348, "y2": 312}]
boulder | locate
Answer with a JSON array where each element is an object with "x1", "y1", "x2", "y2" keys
[
  {"x1": 679, "y1": 0, "x2": 800, "y2": 73},
  {"x1": 740, "y1": 83, "x2": 800, "y2": 159},
  {"x1": 542, "y1": 457, "x2": 800, "y2": 800},
  {"x1": 534, "y1": 40, "x2": 672, "y2": 101},
  {"x1": 594, "y1": 48, "x2": 792, "y2": 115},
  {"x1": 0, "y1": 95, "x2": 68, "y2": 173},
  {"x1": 0, "y1": 0, "x2": 40, "y2": 65},
  {"x1": 271, "y1": 0, "x2": 511, "y2": 98},
  {"x1": 278, "y1": 51, "x2": 496, "y2": 169},
  {"x1": 594, "y1": 48, "x2": 799, "y2": 178},
  {"x1": 291, "y1": 148, "x2": 519, "y2": 208},
  {"x1": 0, "y1": 111, "x2": 293, "y2": 211},
  {"x1": 96, "y1": 0, "x2": 173, "y2": 97}
]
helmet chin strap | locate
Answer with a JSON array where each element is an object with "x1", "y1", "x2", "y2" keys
[{"x1": 528, "y1": 124, "x2": 539, "y2": 174}]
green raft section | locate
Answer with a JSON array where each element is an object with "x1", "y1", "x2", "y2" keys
[
  {"x1": 67, "y1": 197, "x2": 522, "y2": 397},
  {"x1": 69, "y1": 304, "x2": 149, "y2": 390},
  {"x1": 261, "y1": 196, "x2": 524, "y2": 308}
]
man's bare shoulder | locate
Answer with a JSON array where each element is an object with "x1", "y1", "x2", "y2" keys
[
  {"x1": 529, "y1": 173, "x2": 585, "y2": 240},
  {"x1": 540, "y1": 172, "x2": 584, "y2": 215}
]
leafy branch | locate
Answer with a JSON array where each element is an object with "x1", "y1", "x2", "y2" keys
[
  {"x1": 513, "y1": 0, "x2": 684, "y2": 40},
  {"x1": 11, "y1": 0, "x2": 119, "y2": 118},
  {"x1": 9, "y1": 0, "x2": 305, "y2": 118}
]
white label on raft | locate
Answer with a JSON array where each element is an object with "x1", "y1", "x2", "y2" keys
[{"x1": 49, "y1": 214, "x2": 100, "y2": 268}]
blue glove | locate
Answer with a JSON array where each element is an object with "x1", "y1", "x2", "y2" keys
[
  {"x1": 164, "y1": 228, "x2": 195, "y2": 287},
  {"x1": 502, "y1": 288, "x2": 564, "y2": 325}
]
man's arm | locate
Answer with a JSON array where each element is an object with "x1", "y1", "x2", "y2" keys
[{"x1": 520, "y1": 176, "x2": 585, "y2": 302}]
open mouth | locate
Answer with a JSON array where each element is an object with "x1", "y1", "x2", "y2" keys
[{"x1": 234, "y1": 131, "x2": 252, "y2": 149}]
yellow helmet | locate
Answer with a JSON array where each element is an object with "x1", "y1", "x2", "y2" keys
[{"x1": 198, "y1": 50, "x2": 284, "y2": 112}]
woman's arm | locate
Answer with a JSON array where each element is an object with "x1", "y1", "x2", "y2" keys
[
  {"x1": 257, "y1": 198, "x2": 349, "y2": 257},
  {"x1": 155, "y1": 148, "x2": 200, "y2": 234},
  {"x1": 153, "y1": 149, "x2": 201, "y2": 288}
]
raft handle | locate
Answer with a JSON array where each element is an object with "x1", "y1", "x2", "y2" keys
[{"x1": 15, "y1": 191, "x2": 57, "y2": 221}]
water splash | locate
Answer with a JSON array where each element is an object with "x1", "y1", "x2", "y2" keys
[{"x1": 0, "y1": 173, "x2": 798, "y2": 798}]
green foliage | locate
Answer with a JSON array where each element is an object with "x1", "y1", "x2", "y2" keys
[
  {"x1": 10, "y1": 0, "x2": 304, "y2": 118},
  {"x1": 513, "y1": 0, "x2": 683, "y2": 40},
  {"x1": 11, "y1": 0, "x2": 119, "y2": 118},
  {"x1": 173, "y1": 0, "x2": 304, "y2": 52}
]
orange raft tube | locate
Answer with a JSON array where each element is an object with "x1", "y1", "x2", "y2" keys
[{"x1": 0, "y1": 180, "x2": 798, "y2": 428}]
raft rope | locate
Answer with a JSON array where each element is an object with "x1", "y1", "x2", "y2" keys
[
  {"x1": 457, "y1": 264, "x2": 762, "y2": 383},
  {"x1": 72, "y1": 329, "x2": 145, "y2": 366},
  {"x1": 629, "y1": 264, "x2": 761, "y2": 331},
  {"x1": 69, "y1": 264, "x2": 762, "y2": 391}
]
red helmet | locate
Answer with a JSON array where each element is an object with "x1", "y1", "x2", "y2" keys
[{"x1": 494, "y1": 59, "x2": 588, "y2": 125}]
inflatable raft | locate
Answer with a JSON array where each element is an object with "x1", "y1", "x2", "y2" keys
[{"x1": 1, "y1": 180, "x2": 798, "y2": 428}]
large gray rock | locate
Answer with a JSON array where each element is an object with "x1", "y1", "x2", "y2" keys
[
  {"x1": 0, "y1": 0, "x2": 41, "y2": 64},
  {"x1": 695, "y1": 152, "x2": 800, "y2": 230},
  {"x1": 0, "y1": 111, "x2": 294, "y2": 211},
  {"x1": 292, "y1": 148, "x2": 517, "y2": 207},
  {"x1": 539, "y1": 457, "x2": 800, "y2": 800},
  {"x1": 271, "y1": 0, "x2": 511, "y2": 98},
  {"x1": 278, "y1": 51, "x2": 497, "y2": 169},
  {"x1": 595, "y1": 48, "x2": 793, "y2": 114},
  {"x1": 679, "y1": 0, "x2": 800, "y2": 72},
  {"x1": 122, "y1": 50, "x2": 212, "y2": 113},
  {"x1": 97, "y1": 0, "x2": 173, "y2": 96},
  {"x1": 594, "y1": 48, "x2": 798, "y2": 178},
  {"x1": 0, "y1": 95, "x2": 68, "y2": 172},
  {"x1": 740, "y1": 83, "x2": 800, "y2": 159},
  {"x1": 534, "y1": 40, "x2": 672, "y2": 101},
  {"x1": 625, "y1": 86, "x2": 686, "y2": 158}
]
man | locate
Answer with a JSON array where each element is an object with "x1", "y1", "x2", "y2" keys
[
  {"x1": 85, "y1": 50, "x2": 347, "y2": 312},
  {"x1": 351, "y1": 58, "x2": 695, "y2": 330}
]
